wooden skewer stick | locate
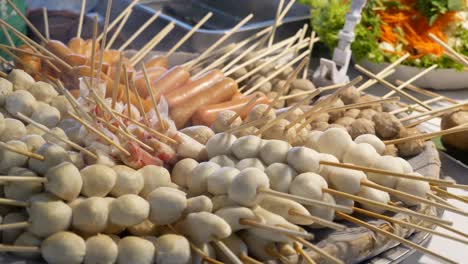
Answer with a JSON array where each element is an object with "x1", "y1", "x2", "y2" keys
[
  {"x1": 302, "y1": 31, "x2": 317, "y2": 79},
  {"x1": 5, "y1": 0, "x2": 47, "y2": 43},
  {"x1": 404, "y1": 110, "x2": 447, "y2": 128},
  {"x1": 130, "y1": 22, "x2": 176, "y2": 66},
  {"x1": 361, "y1": 180, "x2": 468, "y2": 217},
  {"x1": 118, "y1": 11, "x2": 162, "y2": 51},
  {"x1": 319, "y1": 160, "x2": 455, "y2": 185},
  {"x1": 239, "y1": 218, "x2": 314, "y2": 239},
  {"x1": 68, "y1": 111, "x2": 131, "y2": 156},
  {"x1": 0, "y1": 44, "x2": 54, "y2": 60},
  {"x1": 111, "y1": 109, "x2": 177, "y2": 144},
  {"x1": 294, "y1": 23, "x2": 308, "y2": 56},
  {"x1": 77, "y1": 0, "x2": 87, "y2": 38},
  {"x1": 16, "y1": 113, "x2": 98, "y2": 160},
  {"x1": 105, "y1": 8, "x2": 132, "y2": 50},
  {"x1": 433, "y1": 182, "x2": 468, "y2": 191},
  {"x1": 142, "y1": 65, "x2": 167, "y2": 131},
  {"x1": 89, "y1": 15, "x2": 99, "y2": 90},
  {"x1": 384, "y1": 124, "x2": 468, "y2": 145},
  {"x1": 0, "y1": 142, "x2": 44, "y2": 161},
  {"x1": 426, "y1": 191, "x2": 457, "y2": 208},
  {"x1": 259, "y1": 187, "x2": 353, "y2": 213},
  {"x1": 382, "y1": 64, "x2": 438, "y2": 98},
  {"x1": 279, "y1": 82, "x2": 345, "y2": 100},
  {"x1": 429, "y1": 220, "x2": 468, "y2": 239},
  {"x1": 224, "y1": 118, "x2": 269, "y2": 134},
  {"x1": 400, "y1": 102, "x2": 468, "y2": 122},
  {"x1": 268, "y1": 0, "x2": 285, "y2": 47},
  {"x1": 355, "y1": 64, "x2": 432, "y2": 110},
  {"x1": 0, "y1": 176, "x2": 47, "y2": 184},
  {"x1": 266, "y1": 245, "x2": 293, "y2": 264},
  {"x1": 129, "y1": 78, "x2": 150, "y2": 127},
  {"x1": 97, "y1": 0, "x2": 140, "y2": 42},
  {"x1": 227, "y1": 94, "x2": 260, "y2": 125},
  {"x1": 212, "y1": 240, "x2": 243, "y2": 264},
  {"x1": 1, "y1": 24, "x2": 15, "y2": 47},
  {"x1": 0, "y1": 48, "x2": 54, "y2": 83},
  {"x1": 431, "y1": 186, "x2": 468, "y2": 204},
  {"x1": 185, "y1": 14, "x2": 254, "y2": 69},
  {"x1": 390, "y1": 96, "x2": 445, "y2": 115},
  {"x1": 288, "y1": 209, "x2": 346, "y2": 230},
  {"x1": 122, "y1": 64, "x2": 132, "y2": 120},
  {"x1": 292, "y1": 236, "x2": 343, "y2": 264},
  {"x1": 324, "y1": 188, "x2": 452, "y2": 225},
  {"x1": 0, "y1": 198, "x2": 28, "y2": 207},
  {"x1": 166, "y1": 12, "x2": 213, "y2": 57},
  {"x1": 111, "y1": 54, "x2": 123, "y2": 109},
  {"x1": 336, "y1": 211, "x2": 457, "y2": 264},
  {"x1": 429, "y1": 33, "x2": 468, "y2": 67},
  {"x1": 0, "y1": 222, "x2": 29, "y2": 231},
  {"x1": 356, "y1": 53, "x2": 410, "y2": 91},
  {"x1": 396, "y1": 81, "x2": 458, "y2": 104},
  {"x1": 294, "y1": 242, "x2": 317, "y2": 264},
  {"x1": 96, "y1": 0, "x2": 113, "y2": 85},
  {"x1": 0, "y1": 244, "x2": 40, "y2": 253},
  {"x1": 42, "y1": 7, "x2": 49, "y2": 40},
  {"x1": 244, "y1": 50, "x2": 310, "y2": 95}
]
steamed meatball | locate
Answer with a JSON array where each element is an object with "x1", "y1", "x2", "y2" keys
[
  {"x1": 373, "y1": 112, "x2": 403, "y2": 139},
  {"x1": 28, "y1": 81, "x2": 58, "y2": 103}
]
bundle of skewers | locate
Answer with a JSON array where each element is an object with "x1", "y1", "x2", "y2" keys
[{"x1": 0, "y1": 0, "x2": 467, "y2": 263}]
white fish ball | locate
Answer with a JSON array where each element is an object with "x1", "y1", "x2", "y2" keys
[
  {"x1": 31, "y1": 103, "x2": 61, "y2": 128},
  {"x1": 110, "y1": 165, "x2": 144, "y2": 196},
  {"x1": 155, "y1": 234, "x2": 191, "y2": 264},
  {"x1": 307, "y1": 193, "x2": 336, "y2": 228},
  {"x1": 209, "y1": 155, "x2": 237, "y2": 167},
  {"x1": 67, "y1": 151, "x2": 85, "y2": 169},
  {"x1": 50, "y1": 95, "x2": 73, "y2": 119},
  {"x1": 286, "y1": 146, "x2": 319, "y2": 173},
  {"x1": 5, "y1": 167, "x2": 42, "y2": 201},
  {"x1": 260, "y1": 139, "x2": 291, "y2": 165},
  {"x1": 5, "y1": 89, "x2": 36, "y2": 116},
  {"x1": 72, "y1": 197, "x2": 109, "y2": 234},
  {"x1": 186, "y1": 195, "x2": 213, "y2": 214},
  {"x1": 317, "y1": 153, "x2": 339, "y2": 182},
  {"x1": 84, "y1": 234, "x2": 118, "y2": 264},
  {"x1": 395, "y1": 173, "x2": 430, "y2": 206},
  {"x1": 328, "y1": 167, "x2": 367, "y2": 195},
  {"x1": 211, "y1": 110, "x2": 242, "y2": 133},
  {"x1": 13, "y1": 232, "x2": 42, "y2": 259},
  {"x1": 358, "y1": 185, "x2": 391, "y2": 214},
  {"x1": 148, "y1": 187, "x2": 187, "y2": 225},
  {"x1": 42, "y1": 127, "x2": 70, "y2": 150},
  {"x1": 215, "y1": 206, "x2": 259, "y2": 232},
  {"x1": 368, "y1": 155, "x2": 403, "y2": 188},
  {"x1": 0, "y1": 118, "x2": 26, "y2": 141},
  {"x1": 172, "y1": 158, "x2": 198, "y2": 188},
  {"x1": 189, "y1": 162, "x2": 221, "y2": 195},
  {"x1": 138, "y1": 165, "x2": 172, "y2": 198},
  {"x1": 8, "y1": 69, "x2": 34, "y2": 90},
  {"x1": 317, "y1": 127, "x2": 353, "y2": 160},
  {"x1": 355, "y1": 134, "x2": 386, "y2": 155},
  {"x1": 290, "y1": 172, "x2": 327, "y2": 200},
  {"x1": 236, "y1": 158, "x2": 265, "y2": 171},
  {"x1": 3, "y1": 212, "x2": 28, "y2": 244},
  {"x1": 109, "y1": 194, "x2": 149, "y2": 227},
  {"x1": 183, "y1": 212, "x2": 232, "y2": 244},
  {"x1": 206, "y1": 132, "x2": 237, "y2": 158},
  {"x1": 232, "y1": 135, "x2": 263, "y2": 159},
  {"x1": 21, "y1": 134, "x2": 46, "y2": 152},
  {"x1": 27, "y1": 81, "x2": 58, "y2": 103},
  {"x1": 228, "y1": 168, "x2": 269, "y2": 207},
  {"x1": 28, "y1": 199, "x2": 72, "y2": 237},
  {"x1": 80, "y1": 164, "x2": 117, "y2": 197},
  {"x1": 45, "y1": 162, "x2": 82, "y2": 201},
  {"x1": 26, "y1": 123, "x2": 45, "y2": 136},
  {"x1": 41, "y1": 231, "x2": 86, "y2": 264},
  {"x1": 305, "y1": 130, "x2": 323, "y2": 151},
  {"x1": 259, "y1": 195, "x2": 313, "y2": 225},
  {"x1": 342, "y1": 142, "x2": 379, "y2": 167},
  {"x1": 207, "y1": 167, "x2": 239, "y2": 195},
  {"x1": 117, "y1": 236, "x2": 155, "y2": 264},
  {"x1": 0, "y1": 140, "x2": 29, "y2": 173},
  {"x1": 0, "y1": 78, "x2": 13, "y2": 106},
  {"x1": 28, "y1": 143, "x2": 70, "y2": 175},
  {"x1": 265, "y1": 163, "x2": 297, "y2": 193}
]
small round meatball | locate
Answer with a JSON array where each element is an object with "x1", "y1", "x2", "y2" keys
[
  {"x1": 291, "y1": 79, "x2": 315, "y2": 91},
  {"x1": 228, "y1": 168, "x2": 269, "y2": 207},
  {"x1": 155, "y1": 234, "x2": 191, "y2": 264},
  {"x1": 117, "y1": 236, "x2": 155, "y2": 264},
  {"x1": 357, "y1": 108, "x2": 378, "y2": 122},
  {"x1": 8, "y1": 69, "x2": 35, "y2": 90},
  {"x1": 206, "y1": 133, "x2": 237, "y2": 158},
  {"x1": 345, "y1": 108, "x2": 361, "y2": 118},
  {"x1": 180, "y1": 125, "x2": 214, "y2": 145},
  {"x1": 84, "y1": 234, "x2": 118, "y2": 264},
  {"x1": 260, "y1": 139, "x2": 291, "y2": 165},
  {"x1": 327, "y1": 98, "x2": 345, "y2": 122},
  {"x1": 262, "y1": 119, "x2": 295, "y2": 141},
  {"x1": 72, "y1": 197, "x2": 109, "y2": 234},
  {"x1": 357, "y1": 186, "x2": 390, "y2": 214},
  {"x1": 13, "y1": 232, "x2": 42, "y2": 259},
  {"x1": 209, "y1": 155, "x2": 238, "y2": 167},
  {"x1": 310, "y1": 121, "x2": 330, "y2": 131},
  {"x1": 0, "y1": 118, "x2": 26, "y2": 141},
  {"x1": 211, "y1": 110, "x2": 242, "y2": 133},
  {"x1": 28, "y1": 197, "x2": 73, "y2": 237},
  {"x1": 373, "y1": 112, "x2": 403, "y2": 139},
  {"x1": 110, "y1": 165, "x2": 144, "y2": 196},
  {"x1": 148, "y1": 187, "x2": 187, "y2": 225},
  {"x1": 172, "y1": 158, "x2": 198, "y2": 188},
  {"x1": 138, "y1": 165, "x2": 173, "y2": 198},
  {"x1": 21, "y1": 134, "x2": 46, "y2": 152},
  {"x1": 31, "y1": 103, "x2": 61, "y2": 128},
  {"x1": 286, "y1": 89, "x2": 309, "y2": 106},
  {"x1": 265, "y1": 163, "x2": 297, "y2": 193},
  {"x1": 355, "y1": 134, "x2": 386, "y2": 155},
  {"x1": 109, "y1": 194, "x2": 150, "y2": 227},
  {"x1": 232, "y1": 135, "x2": 263, "y2": 159},
  {"x1": 42, "y1": 127, "x2": 70, "y2": 150},
  {"x1": 290, "y1": 172, "x2": 327, "y2": 200},
  {"x1": 0, "y1": 78, "x2": 13, "y2": 106},
  {"x1": 246, "y1": 104, "x2": 276, "y2": 124},
  {"x1": 340, "y1": 86, "x2": 360, "y2": 104},
  {"x1": 0, "y1": 140, "x2": 29, "y2": 173},
  {"x1": 349, "y1": 118, "x2": 375, "y2": 139},
  {"x1": 368, "y1": 155, "x2": 403, "y2": 188},
  {"x1": 28, "y1": 81, "x2": 58, "y2": 103},
  {"x1": 42, "y1": 232, "x2": 86, "y2": 264},
  {"x1": 50, "y1": 95, "x2": 73, "y2": 119},
  {"x1": 5, "y1": 90, "x2": 36, "y2": 117},
  {"x1": 28, "y1": 143, "x2": 70, "y2": 175},
  {"x1": 316, "y1": 127, "x2": 353, "y2": 160},
  {"x1": 334, "y1": 116, "x2": 355, "y2": 131},
  {"x1": 396, "y1": 127, "x2": 425, "y2": 157},
  {"x1": 5, "y1": 167, "x2": 42, "y2": 201},
  {"x1": 80, "y1": 164, "x2": 117, "y2": 197},
  {"x1": 343, "y1": 142, "x2": 379, "y2": 167},
  {"x1": 189, "y1": 162, "x2": 221, "y2": 195},
  {"x1": 286, "y1": 146, "x2": 319, "y2": 173}
]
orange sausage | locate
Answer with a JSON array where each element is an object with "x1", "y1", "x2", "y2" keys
[
  {"x1": 151, "y1": 65, "x2": 190, "y2": 101},
  {"x1": 170, "y1": 78, "x2": 238, "y2": 129},
  {"x1": 63, "y1": 53, "x2": 88, "y2": 66},
  {"x1": 46, "y1": 40, "x2": 74, "y2": 60},
  {"x1": 68, "y1": 37, "x2": 98, "y2": 57},
  {"x1": 165, "y1": 69, "x2": 225, "y2": 107},
  {"x1": 144, "y1": 54, "x2": 168, "y2": 69},
  {"x1": 192, "y1": 92, "x2": 270, "y2": 126},
  {"x1": 134, "y1": 66, "x2": 167, "y2": 99}
]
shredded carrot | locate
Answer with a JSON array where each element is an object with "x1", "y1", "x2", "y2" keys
[{"x1": 376, "y1": 0, "x2": 460, "y2": 58}]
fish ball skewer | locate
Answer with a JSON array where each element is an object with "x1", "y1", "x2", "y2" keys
[
  {"x1": 367, "y1": 155, "x2": 403, "y2": 188},
  {"x1": 80, "y1": 164, "x2": 117, "y2": 197},
  {"x1": 72, "y1": 197, "x2": 109, "y2": 234},
  {"x1": 27, "y1": 81, "x2": 58, "y2": 103},
  {"x1": 109, "y1": 194, "x2": 150, "y2": 227},
  {"x1": 265, "y1": 163, "x2": 297, "y2": 193},
  {"x1": 206, "y1": 132, "x2": 237, "y2": 158},
  {"x1": 316, "y1": 127, "x2": 354, "y2": 160},
  {"x1": 179, "y1": 211, "x2": 232, "y2": 244},
  {"x1": 42, "y1": 231, "x2": 86, "y2": 264},
  {"x1": 148, "y1": 187, "x2": 187, "y2": 225},
  {"x1": 289, "y1": 172, "x2": 327, "y2": 200},
  {"x1": 31, "y1": 103, "x2": 61, "y2": 128},
  {"x1": 0, "y1": 140, "x2": 29, "y2": 173},
  {"x1": 0, "y1": 118, "x2": 26, "y2": 142},
  {"x1": 172, "y1": 158, "x2": 198, "y2": 188},
  {"x1": 259, "y1": 139, "x2": 291, "y2": 165},
  {"x1": 212, "y1": 110, "x2": 242, "y2": 133},
  {"x1": 5, "y1": 90, "x2": 36, "y2": 117},
  {"x1": 210, "y1": 155, "x2": 238, "y2": 167},
  {"x1": 110, "y1": 165, "x2": 144, "y2": 196},
  {"x1": 21, "y1": 134, "x2": 46, "y2": 153},
  {"x1": 138, "y1": 165, "x2": 173, "y2": 198},
  {"x1": 286, "y1": 146, "x2": 320, "y2": 173},
  {"x1": 258, "y1": 195, "x2": 313, "y2": 225},
  {"x1": 342, "y1": 142, "x2": 379, "y2": 168},
  {"x1": 28, "y1": 143, "x2": 70, "y2": 175},
  {"x1": 155, "y1": 234, "x2": 192, "y2": 264},
  {"x1": 189, "y1": 162, "x2": 221, "y2": 195},
  {"x1": 117, "y1": 236, "x2": 155, "y2": 264},
  {"x1": 207, "y1": 167, "x2": 239, "y2": 195},
  {"x1": 4, "y1": 167, "x2": 42, "y2": 201},
  {"x1": 84, "y1": 234, "x2": 118, "y2": 264},
  {"x1": 354, "y1": 134, "x2": 385, "y2": 155},
  {"x1": 232, "y1": 135, "x2": 263, "y2": 159}
]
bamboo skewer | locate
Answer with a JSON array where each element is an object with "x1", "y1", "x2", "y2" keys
[
  {"x1": 396, "y1": 81, "x2": 458, "y2": 104},
  {"x1": 122, "y1": 64, "x2": 132, "y2": 120},
  {"x1": 42, "y1": 7, "x2": 49, "y2": 40},
  {"x1": 239, "y1": 218, "x2": 314, "y2": 239},
  {"x1": 212, "y1": 240, "x2": 243, "y2": 264},
  {"x1": 400, "y1": 102, "x2": 468, "y2": 122},
  {"x1": 5, "y1": 0, "x2": 47, "y2": 43},
  {"x1": 430, "y1": 221, "x2": 468, "y2": 239},
  {"x1": 16, "y1": 113, "x2": 98, "y2": 160},
  {"x1": 106, "y1": 8, "x2": 132, "y2": 50},
  {"x1": 268, "y1": 0, "x2": 285, "y2": 47},
  {"x1": 77, "y1": 0, "x2": 87, "y2": 38},
  {"x1": 390, "y1": 97, "x2": 445, "y2": 115},
  {"x1": 404, "y1": 110, "x2": 447, "y2": 128},
  {"x1": 0, "y1": 142, "x2": 44, "y2": 161},
  {"x1": 89, "y1": 15, "x2": 99, "y2": 90},
  {"x1": 431, "y1": 186, "x2": 468, "y2": 204},
  {"x1": 324, "y1": 188, "x2": 452, "y2": 225},
  {"x1": 68, "y1": 111, "x2": 131, "y2": 156},
  {"x1": 96, "y1": 0, "x2": 113, "y2": 85},
  {"x1": 0, "y1": 222, "x2": 29, "y2": 230},
  {"x1": 429, "y1": 33, "x2": 468, "y2": 67},
  {"x1": 0, "y1": 177, "x2": 47, "y2": 184},
  {"x1": 142, "y1": 65, "x2": 167, "y2": 131},
  {"x1": 294, "y1": 242, "x2": 317, "y2": 264},
  {"x1": 279, "y1": 82, "x2": 345, "y2": 100},
  {"x1": 266, "y1": 245, "x2": 293, "y2": 264},
  {"x1": 288, "y1": 209, "x2": 346, "y2": 230},
  {"x1": 355, "y1": 64, "x2": 432, "y2": 110},
  {"x1": 118, "y1": 11, "x2": 161, "y2": 51},
  {"x1": 319, "y1": 160, "x2": 455, "y2": 185},
  {"x1": 185, "y1": 14, "x2": 254, "y2": 69},
  {"x1": 97, "y1": 0, "x2": 140, "y2": 42},
  {"x1": 302, "y1": 31, "x2": 316, "y2": 79},
  {"x1": 384, "y1": 124, "x2": 468, "y2": 145},
  {"x1": 356, "y1": 53, "x2": 410, "y2": 91},
  {"x1": 1, "y1": 24, "x2": 15, "y2": 47},
  {"x1": 382, "y1": 64, "x2": 438, "y2": 98},
  {"x1": 111, "y1": 54, "x2": 123, "y2": 109},
  {"x1": 0, "y1": 44, "x2": 54, "y2": 60},
  {"x1": 336, "y1": 212, "x2": 457, "y2": 264},
  {"x1": 292, "y1": 236, "x2": 343, "y2": 264},
  {"x1": 166, "y1": 12, "x2": 213, "y2": 57},
  {"x1": 129, "y1": 77, "x2": 150, "y2": 127},
  {"x1": 227, "y1": 94, "x2": 260, "y2": 125},
  {"x1": 426, "y1": 191, "x2": 457, "y2": 208}
]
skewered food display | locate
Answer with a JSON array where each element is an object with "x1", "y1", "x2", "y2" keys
[{"x1": 0, "y1": 0, "x2": 466, "y2": 263}]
